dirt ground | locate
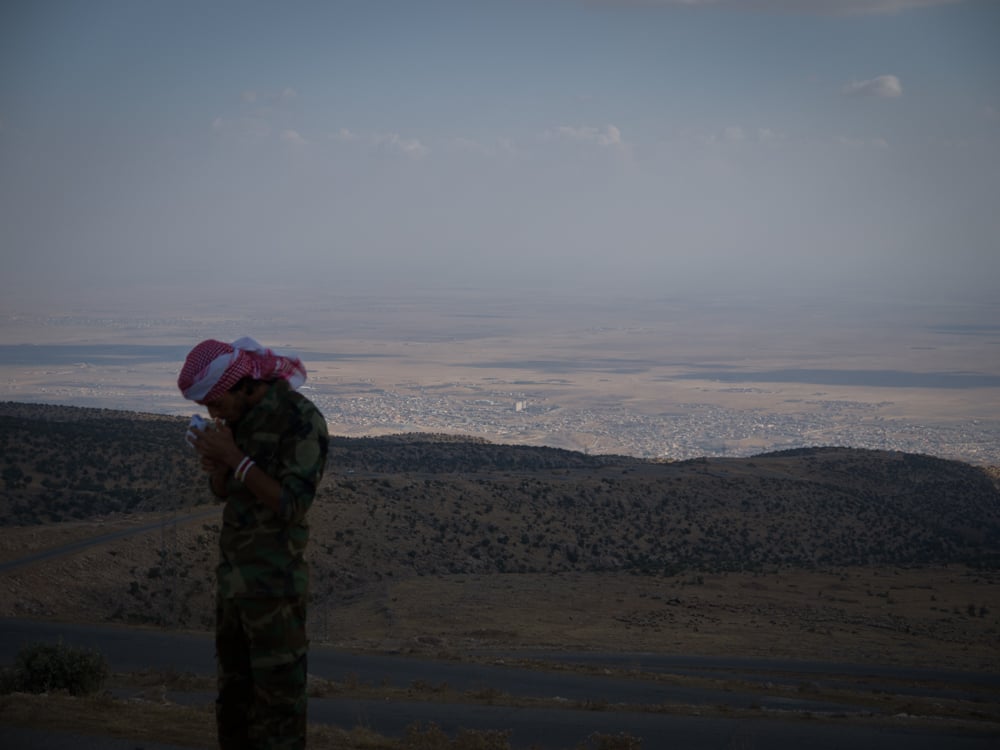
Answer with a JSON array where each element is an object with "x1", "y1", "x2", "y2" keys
[
  {"x1": 320, "y1": 567, "x2": 1000, "y2": 673},
  {"x1": 2, "y1": 510, "x2": 998, "y2": 674}
]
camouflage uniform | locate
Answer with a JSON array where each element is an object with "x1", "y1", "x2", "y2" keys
[{"x1": 213, "y1": 380, "x2": 328, "y2": 750}]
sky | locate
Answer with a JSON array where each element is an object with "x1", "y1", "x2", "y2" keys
[{"x1": 1, "y1": 0, "x2": 998, "y2": 309}]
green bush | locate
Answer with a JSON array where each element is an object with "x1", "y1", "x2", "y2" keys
[{"x1": 7, "y1": 641, "x2": 109, "y2": 695}]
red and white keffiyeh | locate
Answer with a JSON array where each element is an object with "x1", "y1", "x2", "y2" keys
[{"x1": 177, "y1": 336, "x2": 307, "y2": 404}]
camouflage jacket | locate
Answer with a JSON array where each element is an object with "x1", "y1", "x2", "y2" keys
[{"x1": 216, "y1": 380, "x2": 329, "y2": 599}]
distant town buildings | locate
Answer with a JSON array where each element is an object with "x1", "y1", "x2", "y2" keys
[{"x1": 305, "y1": 386, "x2": 999, "y2": 466}]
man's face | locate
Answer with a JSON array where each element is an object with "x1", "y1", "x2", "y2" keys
[{"x1": 201, "y1": 389, "x2": 248, "y2": 424}]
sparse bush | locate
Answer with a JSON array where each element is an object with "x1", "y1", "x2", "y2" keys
[
  {"x1": 452, "y1": 728, "x2": 513, "y2": 750},
  {"x1": 402, "y1": 722, "x2": 451, "y2": 748},
  {"x1": 577, "y1": 732, "x2": 643, "y2": 750},
  {"x1": 401, "y1": 722, "x2": 512, "y2": 750},
  {"x1": 0, "y1": 666, "x2": 17, "y2": 694},
  {"x1": 6, "y1": 641, "x2": 109, "y2": 695}
]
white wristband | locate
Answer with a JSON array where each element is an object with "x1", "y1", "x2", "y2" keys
[{"x1": 235, "y1": 456, "x2": 254, "y2": 482}]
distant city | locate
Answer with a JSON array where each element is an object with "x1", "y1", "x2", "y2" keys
[
  {"x1": 4, "y1": 370, "x2": 997, "y2": 465},
  {"x1": 2, "y1": 302, "x2": 997, "y2": 468},
  {"x1": 304, "y1": 383, "x2": 999, "y2": 466}
]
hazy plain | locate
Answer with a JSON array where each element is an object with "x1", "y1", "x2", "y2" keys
[{"x1": 2, "y1": 286, "x2": 998, "y2": 463}]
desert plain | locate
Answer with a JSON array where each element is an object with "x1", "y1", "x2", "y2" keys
[{"x1": 2, "y1": 287, "x2": 998, "y2": 463}]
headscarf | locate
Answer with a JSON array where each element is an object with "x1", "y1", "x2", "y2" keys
[{"x1": 177, "y1": 336, "x2": 307, "y2": 403}]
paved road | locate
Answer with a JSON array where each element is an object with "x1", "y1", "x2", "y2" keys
[
  {"x1": 0, "y1": 508, "x2": 219, "y2": 573},
  {"x1": 4, "y1": 702, "x2": 995, "y2": 750},
  {"x1": 1, "y1": 619, "x2": 997, "y2": 749},
  {"x1": 0, "y1": 726, "x2": 194, "y2": 750}
]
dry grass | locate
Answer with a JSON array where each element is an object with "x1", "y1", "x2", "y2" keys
[
  {"x1": 322, "y1": 567, "x2": 1000, "y2": 673},
  {"x1": 0, "y1": 691, "x2": 401, "y2": 749},
  {"x1": 3, "y1": 503, "x2": 998, "y2": 672},
  {"x1": 0, "y1": 691, "x2": 217, "y2": 747},
  {"x1": 3, "y1": 565, "x2": 998, "y2": 746}
]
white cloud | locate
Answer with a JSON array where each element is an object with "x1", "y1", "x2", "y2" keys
[
  {"x1": 722, "y1": 125, "x2": 745, "y2": 143},
  {"x1": 239, "y1": 87, "x2": 297, "y2": 108},
  {"x1": 450, "y1": 136, "x2": 521, "y2": 158},
  {"x1": 373, "y1": 132, "x2": 428, "y2": 158},
  {"x1": 212, "y1": 87, "x2": 302, "y2": 143},
  {"x1": 834, "y1": 134, "x2": 890, "y2": 148},
  {"x1": 453, "y1": 136, "x2": 487, "y2": 153},
  {"x1": 548, "y1": 124, "x2": 625, "y2": 147},
  {"x1": 842, "y1": 75, "x2": 903, "y2": 98},
  {"x1": 331, "y1": 128, "x2": 359, "y2": 142},
  {"x1": 280, "y1": 129, "x2": 308, "y2": 146},
  {"x1": 583, "y1": 0, "x2": 962, "y2": 15},
  {"x1": 332, "y1": 128, "x2": 428, "y2": 157},
  {"x1": 602, "y1": 124, "x2": 623, "y2": 147},
  {"x1": 684, "y1": 125, "x2": 784, "y2": 146},
  {"x1": 211, "y1": 115, "x2": 271, "y2": 141}
]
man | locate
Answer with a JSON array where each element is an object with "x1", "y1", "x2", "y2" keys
[{"x1": 178, "y1": 336, "x2": 329, "y2": 750}]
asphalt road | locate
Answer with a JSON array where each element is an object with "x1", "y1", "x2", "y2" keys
[
  {"x1": 0, "y1": 508, "x2": 219, "y2": 574},
  {"x1": 1, "y1": 618, "x2": 997, "y2": 749}
]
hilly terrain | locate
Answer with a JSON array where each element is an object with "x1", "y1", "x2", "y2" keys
[{"x1": 1, "y1": 400, "x2": 998, "y2": 671}]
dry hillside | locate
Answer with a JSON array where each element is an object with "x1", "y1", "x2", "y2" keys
[{"x1": 1, "y1": 401, "x2": 999, "y2": 670}]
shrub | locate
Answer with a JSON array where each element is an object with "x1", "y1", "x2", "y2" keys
[
  {"x1": 0, "y1": 666, "x2": 17, "y2": 694},
  {"x1": 402, "y1": 722, "x2": 451, "y2": 749},
  {"x1": 577, "y1": 732, "x2": 643, "y2": 750},
  {"x1": 7, "y1": 641, "x2": 109, "y2": 695},
  {"x1": 402, "y1": 722, "x2": 512, "y2": 750}
]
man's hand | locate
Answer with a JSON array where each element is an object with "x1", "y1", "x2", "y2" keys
[
  {"x1": 200, "y1": 455, "x2": 228, "y2": 474},
  {"x1": 191, "y1": 422, "x2": 283, "y2": 511},
  {"x1": 190, "y1": 424, "x2": 243, "y2": 471}
]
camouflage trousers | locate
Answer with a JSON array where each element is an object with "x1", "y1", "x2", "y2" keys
[{"x1": 215, "y1": 594, "x2": 308, "y2": 750}]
